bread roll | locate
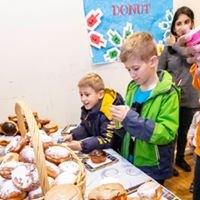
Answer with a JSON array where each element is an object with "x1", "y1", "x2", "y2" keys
[
  {"x1": 44, "y1": 184, "x2": 83, "y2": 200},
  {"x1": 88, "y1": 183, "x2": 127, "y2": 200},
  {"x1": 137, "y1": 181, "x2": 163, "y2": 200}
]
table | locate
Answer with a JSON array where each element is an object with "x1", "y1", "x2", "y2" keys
[{"x1": 85, "y1": 149, "x2": 180, "y2": 200}]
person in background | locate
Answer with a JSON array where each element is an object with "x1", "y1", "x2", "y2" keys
[
  {"x1": 110, "y1": 32, "x2": 179, "y2": 185},
  {"x1": 61, "y1": 73, "x2": 124, "y2": 153},
  {"x1": 158, "y1": 6, "x2": 200, "y2": 173}
]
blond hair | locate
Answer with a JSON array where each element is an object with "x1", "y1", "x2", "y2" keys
[
  {"x1": 78, "y1": 73, "x2": 105, "y2": 92},
  {"x1": 120, "y1": 32, "x2": 157, "y2": 63}
]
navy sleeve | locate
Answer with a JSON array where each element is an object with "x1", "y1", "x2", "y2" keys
[
  {"x1": 81, "y1": 116, "x2": 114, "y2": 153},
  {"x1": 121, "y1": 109, "x2": 155, "y2": 141},
  {"x1": 70, "y1": 123, "x2": 89, "y2": 140}
]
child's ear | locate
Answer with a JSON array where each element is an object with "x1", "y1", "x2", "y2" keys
[
  {"x1": 98, "y1": 90, "x2": 104, "y2": 99},
  {"x1": 149, "y1": 55, "x2": 158, "y2": 68}
]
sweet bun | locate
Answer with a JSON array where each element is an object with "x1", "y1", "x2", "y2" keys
[
  {"x1": 45, "y1": 160, "x2": 60, "y2": 179},
  {"x1": 0, "y1": 135, "x2": 13, "y2": 146},
  {"x1": 89, "y1": 149, "x2": 106, "y2": 164},
  {"x1": 1, "y1": 121, "x2": 18, "y2": 136},
  {"x1": 88, "y1": 183, "x2": 127, "y2": 200},
  {"x1": 28, "y1": 187, "x2": 43, "y2": 200},
  {"x1": 43, "y1": 123, "x2": 58, "y2": 134},
  {"x1": 44, "y1": 184, "x2": 83, "y2": 200},
  {"x1": 0, "y1": 179, "x2": 26, "y2": 200},
  {"x1": 37, "y1": 118, "x2": 50, "y2": 126},
  {"x1": 137, "y1": 181, "x2": 163, "y2": 200},
  {"x1": 8, "y1": 115, "x2": 18, "y2": 123},
  {"x1": 45, "y1": 146, "x2": 71, "y2": 164},
  {"x1": 19, "y1": 146, "x2": 35, "y2": 163},
  {"x1": 2, "y1": 152, "x2": 19, "y2": 163},
  {"x1": 54, "y1": 171, "x2": 77, "y2": 185},
  {"x1": 0, "y1": 161, "x2": 21, "y2": 179},
  {"x1": 11, "y1": 164, "x2": 39, "y2": 191},
  {"x1": 5, "y1": 136, "x2": 28, "y2": 153},
  {"x1": 58, "y1": 160, "x2": 80, "y2": 175}
]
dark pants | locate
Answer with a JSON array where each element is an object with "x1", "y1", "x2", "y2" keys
[
  {"x1": 193, "y1": 155, "x2": 200, "y2": 200},
  {"x1": 176, "y1": 107, "x2": 197, "y2": 161}
]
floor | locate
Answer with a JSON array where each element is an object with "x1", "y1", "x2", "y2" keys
[{"x1": 165, "y1": 154, "x2": 194, "y2": 200}]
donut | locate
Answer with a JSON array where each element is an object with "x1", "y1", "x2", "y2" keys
[
  {"x1": 58, "y1": 160, "x2": 80, "y2": 175},
  {"x1": 45, "y1": 160, "x2": 60, "y2": 179},
  {"x1": 54, "y1": 172, "x2": 77, "y2": 185},
  {"x1": 45, "y1": 146, "x2": 71, "y2": 164},
  {"x1": 1, "y1": 121, "x2": 18, "y2": 136}
]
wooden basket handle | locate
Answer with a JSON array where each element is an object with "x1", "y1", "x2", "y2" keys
[{"x1": 15, "y1": 101, "x2": 49, "y2": 195}]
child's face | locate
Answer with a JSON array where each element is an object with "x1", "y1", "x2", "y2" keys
[
  {"x1": 124, "y1": 55, "x2": 156, "y2": 87},
  {"x1": 79, "y1": 86, "x2": 103, "y2": 110},
  {"x1": 174, "y1": 14, "x2": 193, "y2": 37}
]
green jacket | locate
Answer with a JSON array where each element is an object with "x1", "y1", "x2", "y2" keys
[{"x1": 121, "y1": 70, "x2": 179, "y2": 172}]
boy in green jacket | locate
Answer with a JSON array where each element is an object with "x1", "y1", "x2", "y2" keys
[{"x1": 110, "y1": 32, "x2": 179, "y2": 185}]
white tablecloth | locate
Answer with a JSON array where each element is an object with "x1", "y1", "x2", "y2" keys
[{"x1": 85, "y1": 149, "x2": 180, "y2": 200}]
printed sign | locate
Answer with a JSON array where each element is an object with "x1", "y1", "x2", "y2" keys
[{"x1": 83, "y1": 0, "x2": 173, "y2": 64}]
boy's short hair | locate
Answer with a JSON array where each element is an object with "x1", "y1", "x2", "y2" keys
[
  {"x1": 78, "y1": 73, "x2": 105, "y2": 92},
  {"x1": 120, "y1": 32, "x2": 157, "y2": 63}
]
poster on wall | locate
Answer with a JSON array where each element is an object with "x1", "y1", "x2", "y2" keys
[{"x1": 83, "y1": 0, "x2": 173, "y2": 65}]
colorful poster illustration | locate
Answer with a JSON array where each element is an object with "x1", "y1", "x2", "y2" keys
[{"x1": 83, "y1": 0, "x2": 173, "y2": 64}]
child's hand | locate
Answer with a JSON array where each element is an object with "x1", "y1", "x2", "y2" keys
[
  {"x1": 58, "y1": 134, "x2": 73, "y2": 143},
  {"x1": 110, "y1": 105, "x2": 130, "y2": 122},
  {"x1": 66, "y1": 140, "x2": 82, "y2": 151}
]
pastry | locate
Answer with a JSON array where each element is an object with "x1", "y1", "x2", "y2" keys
[
  {"x1": 37, "y1": 118, "x2": 50, "y2": 126},
  {"x1": 45, "y1": 160, "x2": 60, "y2": 179},
  {"x1": 54, "y1": 171, "x2": 77, "y2": 185},
  {"x1": 45, "y1": 146, "x2": 71, "y2": 164},
  {"x1": 88, "y1": 183, "x2": 127, "y2": 200},
  {"x1": 0, "y1": 179, "x2": 26, "y2": 200},
  {"x1": 43, "y1": 123, "x2": 58, "y2": 134},
  {"x1": 1, "y1": 152, "x2": 19, "y2": 163},
  {"x1": 5, "y1": 136, "x2": 28, "y2": 153},
  {"x1": 19, "y1": 146, "x2": 35, "y2": 163},
  {"x1": 11, "y1": 164, "x2": 39, "y2": 191},
  {"x1": 0, "y1": 135, "x2": 13, "y2": 146},
  {"x1": 58, "y1": 160, "x2": 80, "y2": 175},
  {"x1": 89, "y1": 149, "x2": 106, "y2": 164},
  {"x1": 1, "y1": 121, "x2": 18, "y2": 136},
  {"x1": 0, "y1": 161, "x2": 21, "y2": 179},
  {"x1": 28, "y1": 187, "x2": 42, "y2": 200},
  {"x1": 44, "y1": 184, "x2": 83, "y2": 200},
  {"x1": 137, "y1": 181, "x2": 163, "y2": 200},
  {"x1": 8, "y1": 115, "x2": 18, "y2": 123}
]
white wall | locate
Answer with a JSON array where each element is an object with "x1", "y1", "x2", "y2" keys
[{"x1": 0, "y1": 1, "x2": 199, "y2": 127}]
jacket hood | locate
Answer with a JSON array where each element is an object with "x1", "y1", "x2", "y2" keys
[{"x1": 126, "y1": 70, "x2": 174, "y2": 99}]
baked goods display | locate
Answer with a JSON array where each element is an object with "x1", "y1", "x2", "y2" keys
[
  {"x1": 0, "y1": 102, "x2": 85, "y2": 200},
  {"x1": 89, "y1": 149, "x2": 107, "y2": 164},
  {"x1": 88, "y1": 183, "x2": 128, "y2": 200},
  {"x1": 0, "y1": 112, "x2": 59, "y2": 137},
  {"x1": 44, "y1": 184, "x2": 83, "y2": 200},
  {"x1": 137, "y1": 181, "x2": 163, "y2": 200}
]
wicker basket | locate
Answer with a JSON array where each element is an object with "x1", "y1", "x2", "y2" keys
[{"x1": 15, "y1": 101, "x2": 86, "y2": 196}]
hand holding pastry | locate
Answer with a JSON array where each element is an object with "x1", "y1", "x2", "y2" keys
[
  {"x1": 110, "y1": 105, "x2": 130, "y2": 122},
  {"x1": 66, "y1": 140, "x2": 82, "y2": 151}
]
